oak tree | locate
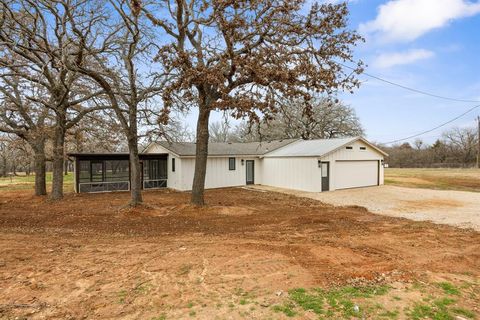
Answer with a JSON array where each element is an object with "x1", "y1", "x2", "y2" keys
[{"x1": 145, "y1": 0, "x2": 363, "y2": 205}]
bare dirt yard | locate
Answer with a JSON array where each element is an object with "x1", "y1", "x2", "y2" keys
[
  {"x1": 1, "y1": 188, "x2": 479, "y2": 319},
  {"x1": 257, "y1": 185, "x2": 480, "y2": 231}
]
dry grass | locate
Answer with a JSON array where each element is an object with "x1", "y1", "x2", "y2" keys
[{"x1": 385, "y1": 168, "x2": 480, "y2": 192}]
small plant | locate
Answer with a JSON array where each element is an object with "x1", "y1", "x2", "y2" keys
[
  {"x1": 117, "y1": 290, "x2": 128, "y2": 304},
  {"x1": 272, "y1": 303, "x2": 297, "y2": 317},
  {"x1": 189, "y1": 310, "x2": 196, "y2": 317},
  {"x1": 437, "y1": 282, "x2": 460, "y2": 295}
]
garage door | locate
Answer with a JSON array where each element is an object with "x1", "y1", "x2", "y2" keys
[{"x1": 335, "y1": 160, "x2": 378, "y2": 190}]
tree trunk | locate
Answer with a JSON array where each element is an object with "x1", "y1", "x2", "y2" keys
[
  {"x1": 51, "y1": 116, "x2": 66, "y2": 200},
  {"x1": 33, "y1": 147, "x2": 47, "y2": 196},
  {"x1": 128, "y1": 137, "x2": 143, "y2": 206},
  {"x1": 191, "y1": 106, "x2": 211, "y2": 206},
  {"x1": 64, "y1": 159, "x2": 69, "y2": 175}
]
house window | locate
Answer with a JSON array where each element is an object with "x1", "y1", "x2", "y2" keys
[
  {"x1": 229, "y1": 157, "x2": 236, "y2": 170},
  {"x1": 172, "y1": 158, "x2": 175, "y2": 172},
  {"x1": 360, "y1": 146, "x2": 367, "y2": 151},
  {"x1": 346, "y1": 146, "x2": 353, "y2": 150}
]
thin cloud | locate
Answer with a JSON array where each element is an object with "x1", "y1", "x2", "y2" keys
[
  {"x1": 360, "y1": 0, "x2": 480, "y2": 43},
  {"x1": 373, "y1": 49, "x2": 435, "y2": 68}
]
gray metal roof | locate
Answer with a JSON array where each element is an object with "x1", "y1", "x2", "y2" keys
[
  {"x1": 263, "y1": 137, "x2": 387, "y2": 157},
  {"x1": 155, "y1": 139, "x2": 298, "y2": 156}
]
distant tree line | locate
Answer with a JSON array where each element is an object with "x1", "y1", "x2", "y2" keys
[{"x1": 381, "y1": 126, "x2": 479, "y2": 168}]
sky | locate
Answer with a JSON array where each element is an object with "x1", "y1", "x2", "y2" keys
[
  {"x1": 184, "y1": 0, "x2": 480, "y2": 145},
  {"x1": 337, "y1": 0, "x2": 480, "y2": 145}
]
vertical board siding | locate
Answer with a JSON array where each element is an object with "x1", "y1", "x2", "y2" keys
[
  {"x1": 181, "y1": 157, "x2": 259, "y2": 190},
  {"x1": 262, "y1": 157, "x2": 322, "y2": 192}
]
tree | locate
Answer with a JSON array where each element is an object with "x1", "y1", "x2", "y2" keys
[
  {"x1": 67, "y1": 0, "x2": 167, "y2": 206},
  {"x1": 0, "y1": 0, "x2": 107, "y2": 199},
  {"x1": 145, "y1": 0, "x2": 363, "y2": 205},
  {"x1": 0, "y1": 76, "x2": 50, "y2": 195},
  {"x1": 442, "y1": 127, "x2": 477, "y2": 165},
  {"x1": 239, "y1": 96, "x2": 363, "y2": 141}
]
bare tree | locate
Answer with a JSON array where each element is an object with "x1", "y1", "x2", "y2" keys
[
  {"x1": 0, "y1": 0, "x2": 107, "y2": 199},
  {"x1": 0, "y1": 77, "x2": 50, "y2": 195},
  {"x1": 238, "y1": 96, "x2": 364, "y2": 141},
  {"x1": 66, "y1": 0, "x2": 167, "y2": 206},
  {"x1": 145, "y1": 0, "x2": 363, "y2": 205},
  {"x1": 443, "y1": 127, "x2": 477, "y2": 165},
  {"x1": 209, "y1": 116, "x2": 232, "y2": 143}
]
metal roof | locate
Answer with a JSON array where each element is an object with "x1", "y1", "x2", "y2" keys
[
  {"x1": 154, "y1": 139, "x2": 298, "y2": 156},
  {"x1": 263, "y1": 137, "x2": 387, "y2": 157}
]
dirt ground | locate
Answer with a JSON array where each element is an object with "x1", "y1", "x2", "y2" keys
[
  {"x1": 0, "y1": 188, "x2": 479, "y2": 319},
  {"x1": 255, "y1": 185, "x2": 480, "y2": 231}
]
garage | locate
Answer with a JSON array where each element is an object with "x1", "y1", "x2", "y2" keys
[
  {"x1": 335, "y1": 160, "x2": 379, "y2": 190},
  {"x1": 262, "y1": 137, "x2": 387, "y2": 192}
]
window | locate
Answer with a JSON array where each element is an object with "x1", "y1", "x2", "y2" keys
[
  {"x1": 172, "y1": 158, "x2": 175, "y2": 172},
  {"x1": 346, "y1": 146, "x2": 353, "y2": 150},
  {"x1": 229, "y1": 157, "x2": 236, "y2": 170},
  {"x1": 360, "y1": 146, "x2": 367, "y2": 151}
]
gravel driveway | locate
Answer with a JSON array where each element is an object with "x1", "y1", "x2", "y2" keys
[{"x1": 253, "y1": 185, "x2": 480, "y2": 231}]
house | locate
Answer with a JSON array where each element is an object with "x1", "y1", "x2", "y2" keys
[{"x1": 68, "y1": 136, "x2": 387, "y2": 193}]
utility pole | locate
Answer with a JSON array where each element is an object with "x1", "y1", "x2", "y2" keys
[{"x1": 477, "y1": 116, "x2": 480, "y2": 169}]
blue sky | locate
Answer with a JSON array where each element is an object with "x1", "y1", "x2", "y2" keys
[
  {"x1": 339, "y1": 0, "x2": 480, "y2": 144},
  {"x1": 184, "y1": 0, "x2": 480, "y2": 145}
]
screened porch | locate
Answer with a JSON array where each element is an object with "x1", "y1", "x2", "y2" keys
[{"x1": 69, "y1": 153, "x2": 168, "y2": 193}]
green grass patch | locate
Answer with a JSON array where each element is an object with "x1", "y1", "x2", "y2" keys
[
  {"x1": 272, "y1": 303, "x2": 297, "y2": 317},
  {"x1": 437, "y1": 282, "x2": 461, "y2": 296},
  {"x1": 280, "y1": 285, "x2": 391, "y2": 319}
]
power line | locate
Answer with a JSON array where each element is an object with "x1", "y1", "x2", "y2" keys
[
  {"x1": 340, "y1": 63, "x2": 480, "y2": 103},
  {"x1": 382, "y1": 104, "x2": 480, "y2": 145}
]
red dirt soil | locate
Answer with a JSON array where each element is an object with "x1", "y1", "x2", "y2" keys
[{"x1": 0, "y1": 188, "x2": 479, "y2": 319}]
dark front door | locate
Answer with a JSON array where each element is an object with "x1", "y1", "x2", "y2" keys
[
  {"x1": 246, "y1": 160, "x2": 255, "y2": 185},
  {"x1": 321, "y1": 162, "x2": 329, "y2": 191}
]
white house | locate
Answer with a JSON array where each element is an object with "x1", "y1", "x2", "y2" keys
[
  {"x1": 69, "y1": 137, "x2": 387, "y2": 193},
  {"x1": 143, "y1": 136, "x2": 387, "y2": 193}
]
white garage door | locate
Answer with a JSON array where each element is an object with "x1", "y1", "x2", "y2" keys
[{"x1": 335, "y1": 160, "x2": 378, "y2": 190}]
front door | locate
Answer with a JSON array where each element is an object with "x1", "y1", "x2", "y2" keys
[
  {"x1": 246, "y1": 160, "x2": 255, "y2": 185},
  {"x1": 321, "y1": 162, "x2": 329, "y2": 191}
]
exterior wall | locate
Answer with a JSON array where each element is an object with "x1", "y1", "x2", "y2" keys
[
  {"x1": 144, "y1": 143, "x2": 183, "y2": 189},
  {"x1": 180, "y1": 156, "x2": 260, "y2": 191},
  {"x1": 261, "y1": 157, "x2": 322, "y2": 192},
  {"x1": 144, "y1": 139, "x2": 385, "y2": 193},
  {"x1": 320, "y1": 140, "x2": 384, "y2": 191}
]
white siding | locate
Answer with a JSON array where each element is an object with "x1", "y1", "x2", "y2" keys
[
  {"x1": 262, "y1": 157, "x2": 322, "y2": 192},
  {"x1": 180, "y1": 157, "x2": 260, "y2": 190}
]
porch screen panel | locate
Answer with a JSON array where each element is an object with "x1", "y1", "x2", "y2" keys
[
  {"x1": 143, "y1": 158, "x2": 167, "y2": 189},
  {"x1": 105, "y1": 160, "x2": 129, "y2": 182},
  {"x1": 79, "y1": 161, "x2": 91, "y2": 182}
]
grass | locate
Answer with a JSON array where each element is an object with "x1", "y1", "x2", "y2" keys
[
  {"x1": 273, "y1": 285, "x2": 391, "y2": 319},
  {"x1": 385, "y1": 168, "x2": 480, "y2": 192},
  {"x1": 0, "y1": 172, "x2": 74, "y2": 192},
  {"x1": 437, "y1": 282, "x2": 461, "y2": 296},
  {"x1": 272, "y1": 282, "x2": 477, "y2": 320}
]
